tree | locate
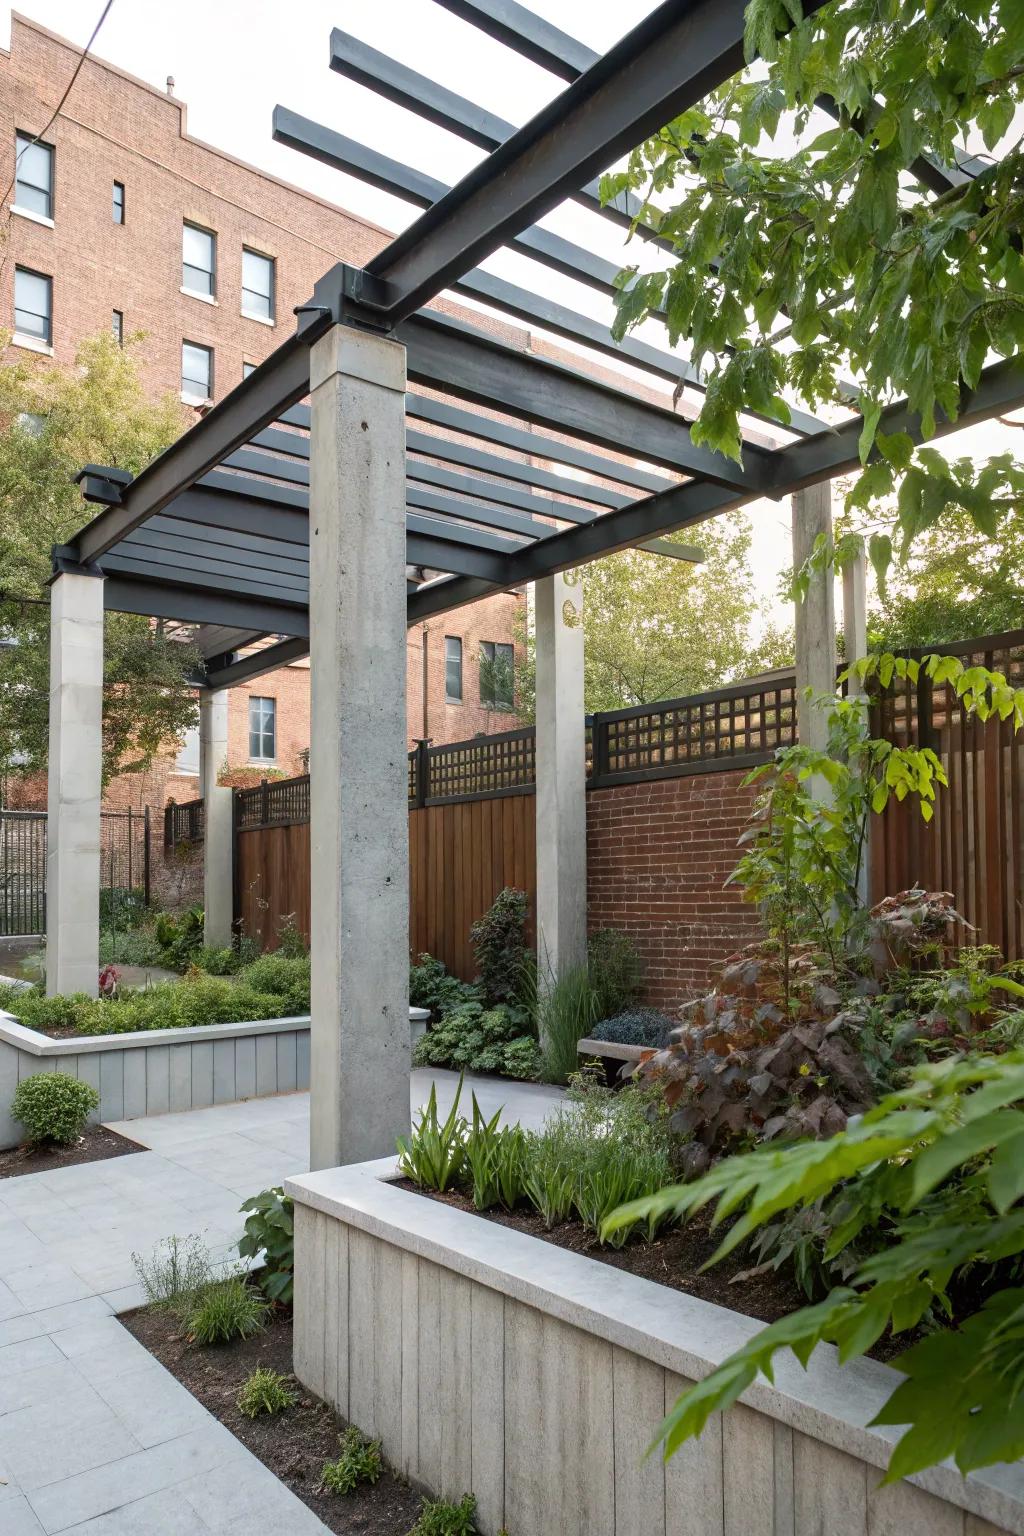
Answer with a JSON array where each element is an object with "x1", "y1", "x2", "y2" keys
[
  {"x1": 602, "y1": 0, "x2": 1024, "y2": 593},
  {"x1": 514, "y1": 515, "x2": 790, "y2": 718},
  {"x1": 0, "y1": 332, "x2": 199, "y2": 785}
]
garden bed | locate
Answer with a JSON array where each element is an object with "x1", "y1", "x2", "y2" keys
[
  {"x1": 122, "y1": 1304, "x2": 423, "y2": 1535},
  {"x1": 0, "y1": 1124, "x2": 143, "y2": 1179},
  {"x1": 288, "y1": 1157, "x2": 1024, "y2": 1536}
]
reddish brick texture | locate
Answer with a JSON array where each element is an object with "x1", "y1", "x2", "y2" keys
[{"x1": 586, "y1": 770, "x2": 763, "y2": 1012}]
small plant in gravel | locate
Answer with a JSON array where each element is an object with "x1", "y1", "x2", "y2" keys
[
  {"x1": 11, "y1": 1071, "x2": 99, "y2": 1144},
  {"x1": 236, "y1": 1367, "x2": 296, "y2": 1419},
  {"x1": 132, "y1": 1234, "x2": 217, "y2": 1324},
  {"x1": 238, "y1": 1187, "x2": 294, "y2": 1303},
  {"x1": 407, "y1": 1491, "x2": 478, "y2": 1535},
  {"x1": 320, "y1": 1425, "x2": 382, "y2": 1494},
  {"x1": 186, "y1": 1277, "x2": 270, "y2": 1345}
]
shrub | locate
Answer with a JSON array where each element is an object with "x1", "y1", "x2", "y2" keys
[
  {"x1": 132, "y1": 1234, "x2": 218, "y2": 1326},
  {"x1": 537, "y1": 966, "x2": 601, "y2": 1085},
  {"x1": 188, "y1": 945, "x2": 242, "y2": 976},
  {"x1": 154, "y1": 906, "x2": 205, "y2": 969},
  {"x1": 408, "y1": 1492, "x2": 478, "y2": 1535},
  {"x1": 238, "y1": 1187, "x2": 294, "y2": 1303},
  {"x1": 99, "y1": 885, "x2": 147, "y2": 928},
  {"x1": 99, "y1": 925, "x2": 165, "y2": 968},
  {"x1": 397, "y1": 1078, "x2": 468, "y2": 1191},
  {"x1": 275, "y1": 917, "x2": 308, "y2": 958},
  {"x1": 588, "y1": 928, "x2": 643, "y2": 1017},
  {"x1": 11, "y1": 1071, "x2": 99, "y2": 1144},
  {"x1": 236, "y1": 1367, "x2": 296, "y2": 1418},
  {"x1": 320, "y1": 1426, "x2": 382, "y2": 1494},
  {"x1": 237, "y1": 952, "x2": 311, "y2": 1013},
  {"x1": 186, "y1": 1277, "x2": 270, "y2": 1345},
  {"x1": 589, "y1": 1008, "x2": 674, "y2": 1050},
  {"x1": 413, "y1": 1000, "x2": 540, "y2": 1080},
  {"x1": 470, "y1": 887, "x2": 530, "y2": 1006},
  {"x1": 13, "y1": 990, "x2": 88, "y2": 1034},
  {"x1": 409, "y1": 952, "x2": 480, "y2": 1017}
]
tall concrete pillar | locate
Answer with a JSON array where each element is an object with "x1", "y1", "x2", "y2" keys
[
  {"x1": 534, "y1": 569, "x2": 588, "y2": 1002},
  {"x1": 46, "y1": 570, "x2": 104, "y2": 998},
  {"x1": 791, "y1": 481, "x2": 837, "y2": 757},
  {"x1": 308, "y1": 324, "x2": 409, "y2": 1172},
  {"x1": 843, "y1": 540, "x2": 868, "y2": 687},
  {"x1": 200, "y1": 689, "x2": 233, "y2": 948}
]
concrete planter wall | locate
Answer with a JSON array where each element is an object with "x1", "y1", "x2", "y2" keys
[
  {"x1": 0, "y1": 1007, "x2": 429, "y2": 1148},
  {"x1": 287, "y1": 1158, "x2": 1023, "y2": 1536}
]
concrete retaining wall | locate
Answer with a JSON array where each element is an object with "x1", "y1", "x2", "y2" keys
[{"x1": 287, "y1": 1158, "x2": 1023, "y2": 1536}]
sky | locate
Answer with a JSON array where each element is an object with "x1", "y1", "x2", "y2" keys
[{"x1": 3, "y1": 0, "x2": 1020, "y2": 640}]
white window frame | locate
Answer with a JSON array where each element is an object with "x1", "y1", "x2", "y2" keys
[
  {"x1": 182, "y1": 222, "x2": 216, "y2": 300},
  {"x1": 241, "y1": 248, "x2": 275, "y2": 324},
  {"x1": 248, "y1": 695, "x2": 277, "y2": 762},
  {"x1": 480, "y1": 640, "x2": 515, "y2": 709},
  {"x1": 445, "y1": 636, "x2": 463, "y2": 704},
  {"x1": 112, "y1": 180, "x2": 125, "y2": 224},
  {"x1": 181, "y1": 340, "x2": 213, "y2": 404},
  {"x1": 13, "y1": 132, "x2": 53, "y2": 222},
  {"x1": 14, "y1": 266, "x2": 52, "y2": 350}
]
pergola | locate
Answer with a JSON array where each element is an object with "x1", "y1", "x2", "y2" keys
[{"x1": 50, "y1": 0, "x2": 1024, "y2": 1166}]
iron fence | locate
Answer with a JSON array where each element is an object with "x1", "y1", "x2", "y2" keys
[
  {"x1": 164, "y1": 797, "x2": 205, "y2": 849},
  {"x1": 236, "y1": 774, "x2": 310, "y2": 831},
  {"x1": 0, "y1": 807, "x2": 150, "y2": 936}
]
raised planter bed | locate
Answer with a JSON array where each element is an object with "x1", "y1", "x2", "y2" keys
[
  {"x1": 0, "y1": 1007, "x2": 429, "y2": 1149},
  {"x1": 287, "y1": 1157, "x2": 1024, "y2": 1536}
]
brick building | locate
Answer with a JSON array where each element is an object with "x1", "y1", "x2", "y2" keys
[{"x1": 0, "y1": 13, "x2": 523, "y2": 813}]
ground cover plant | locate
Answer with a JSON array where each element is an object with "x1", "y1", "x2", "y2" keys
[
  {"x1": 587, "y1": 1007, "x2": 674, "y2": 1050},
  {"x1": 237, "y1": 1366, "x2": 296, "y2": 1418},
  {"x1": 239, "y1": 1187, "x2": 295, "y2": 1303},
  {"x1": 321, "y1": 1426, "x2": 383, "y2": 1495}
]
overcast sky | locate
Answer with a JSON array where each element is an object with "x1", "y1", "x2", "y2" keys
[{"x1": 3, "y1": 0, "x2": 1019, "y2": 639}]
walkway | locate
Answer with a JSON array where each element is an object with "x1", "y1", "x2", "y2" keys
[{"x1": 0, "y1": 1071, "x2": 564, "y2": 1534}]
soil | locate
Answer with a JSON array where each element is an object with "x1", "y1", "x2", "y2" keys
[
  {"x1": 122, "y1": 1306, "x2": 425, "y2": 1535},
  {"x1": 0, "y1": 1125, "x2": 144, "y2": 1180}
]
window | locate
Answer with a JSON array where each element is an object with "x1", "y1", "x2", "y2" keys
[
  {"x1": 175, "y1": 725, "x2": 200, "y2": 776},
  {"x1": 14, "y1": 132, "x2": 53, "y2": 219},
  {"x1": 112, "y1": 309, "x2": 123, "y2": 346},
  {"x1": 181, "y1": 340, "x2": 213, "y2": 402},
  {"x1": 242, "y1": 360, "x2": 256, "y2": 379},
  {"x1": 248, "y1": 696, "x2": 276, "y2": 761},
  {"x1": 445, "y1": 636, "x2": 463, "y2": 703},
  {"x1": 241, "y1": 249, "x2": 275, "y2": 322},
  {"x1": 182, "y1": 222, "x2": 216, "y2": 297},
  {"x1": 112, "y1": 180, "x2": 125, "y2": 223},
  {"x1": 480, "y1": 641, "x2": 514, "y2": 709},
  {"x1": 14, "y1": 267, "x2": 52, "y2": 345}
]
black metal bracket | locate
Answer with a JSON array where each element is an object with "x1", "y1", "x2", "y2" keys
[
  {"x1": 74, "y1": 464, "x2": 134, "y2": 506},
  {"x1": 302, "y1": 262, "x2": 400, "y2": 335}
]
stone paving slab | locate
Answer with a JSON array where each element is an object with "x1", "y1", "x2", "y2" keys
[{"x1": 0, "y1": 1070, "x2": 564, "y2": 1534}]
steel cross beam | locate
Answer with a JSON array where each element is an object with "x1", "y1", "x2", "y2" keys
[
  {"x1": 356, "y1": 0, "x2": 831, "y2": 324},
  {"x1": 204, "y1": 637, "x2": 310, "y2": 690}
]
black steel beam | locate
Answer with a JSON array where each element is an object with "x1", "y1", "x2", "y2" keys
[
  {"x1": 407, "y1": 429, "x2": 628, "y2": 508},
  {"x1": 433, "y1": 0, "x2": 593, "y2": 81},
  {"x1": 73, "y1": 319, "x2": 329, "y2": 565},
  {"x1": 406, "y1": 459, "x2": 599, "y2": 523},
  {"x1": 102, "y1": 576, "x2": 310, "y2": 637},
  {"x1": 398, "y1": 310, "x2": 773, "y2": 492},
  {"x1": 163, "y1": 485, "x2": 308, "y2": 546},
  {"x1": 359, "y1": 0, "x2": 829, "y2": 322},
  {"x1": 204, "y1": 637, "x2": 311, "y2": 690}
]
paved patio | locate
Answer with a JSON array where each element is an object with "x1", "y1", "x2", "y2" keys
[{"x1": 0, "y1": 1071, "x2": 564, "y2": 1534}]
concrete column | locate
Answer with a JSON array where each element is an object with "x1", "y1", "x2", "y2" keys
[
  {"x1": 46, "y1": 571, "x2": 104, "y2": 998},
  {"x1": 843, "y1": 540, "x2": 868, "y2": 686},
  {"x1": 534, "y1": 569, "x2": 588, "y2": 1000},
  {"x1": 308, "y1": 324, "x2": 409, "y2": 1172},
  {"x1": 791, "y1": 481, "x2": 837, "y2": 756},
  {"x1": 199, "y1": 689, "x2": 233, "y2": 948}
]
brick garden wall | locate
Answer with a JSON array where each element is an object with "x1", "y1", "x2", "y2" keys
[{"x1": 586, "y1": 769, "x2": 762, "y2": 1013}]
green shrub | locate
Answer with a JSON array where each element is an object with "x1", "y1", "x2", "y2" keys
[
  {"x1": 188, "y1": 945, "x2": 242, "y2": 975},
  {"x1": 409, "y1": 952, "x2": 480, "y2": 1016},
  {"x1": 588, "y1": 928, "x2": 644, "y2": 1017},
  {"x1": 0, "y1": 981, "x2": 28, "y2": 1013},
  {"x1": 238, "y1": 1187, "x2": 294, "y2": 1303},
  {"x1": 236, "y1": 1367, "x2": 296, "y2": 1418},
  {"x1": 397, "y1": 1078, "x2": 468, "y2": 1191},
  {"x1": 98, "y1": 925, "x2": 165, "y2": 968},
  {"x1": 589, "y1": 1008, "x2": 674, "y2": 1050},
  {"x1": 11, "y1": 1071, "x2": 99, "y2": 1144},
  {"x1": 408, "y1": 1492, "x2": 478, "y2": 1535},
  {"x1": 13, "y1": 990, "x2": 89, "y2": 1033},
  {"x1": 469, "y1": 888, "x2": 530, "y2": 1006},
  {"x1": 186, "y1": 1277, "x2": 269, "y2": 1345},
  {"x1": 413, "y1": 1000, "x2": 540, "y2": 1080},
  {"x1": 320, "y1": 1425, "x2": 382, "y2": 1494},
  {"x1": 537, "y1": 966, "x2": 601, "y2": 1085},
  {"x1": 132, "y1": 1234, "x2": 217, "y2": 1325},
  {"x1": 99, "y1": 885, "x2": 147, "y2": 928},
  {"x1": 275, "y1": 918, "x2": 308, "y2": 958},
  {"x1": 238, "y1": 953, "x2": 311, "y2": 1013}
]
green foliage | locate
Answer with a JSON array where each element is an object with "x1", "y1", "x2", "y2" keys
[
  {"x1": 132, "y1": 1234, "x2": 217, "y2": 1326},
  {"x1": 98, "y1": 924, "x2": 165, "y2": 968},
  {"x1": 537, "y1": 966, "x2": 601, "y2": 1085},
  {"x1": 589, "y1": 1008, "x2": 674, "y2": 1050},
  {"x1": 413, "y1": 1000, "x2": 541, "y2": 1080},
  {"x1": 407, "y1": 1493, "x2": 478, "y2": 1536},
  {"x1": 11, "y1": 1071, "x2": 99, "y2": 1144},
  {"x1": 238, "y1": 1188, "x2": 294, "y2": 1304},
  {"x1": 397, "y1": 1078, "x2": 469, "y2": 1192},
  {"x1": 98, "y1": 886, "x2": 147, "y2": 929},
  {"x1": 274, "y1": 918, "x2": 308, "y2": 958},
  {"x1": 236, "y1": 1367, "x2": 296, "y2": 1419},
  {"x1": 469, "y1": 887, "x2": 531, "y2": 1006},
  {"x1": 186, "y1": 1277, "x2": 269, "y2": 1346},
  {"x1": 409, "y1": 953, "x2": 480, "y2": 1016},
  {"x1": 236, "y1": 952, "x2": 311, "y2": 1013},
  {"x1": 464, "y1": 1096, "x2": 527, "y2": 1211},
  {"x1": 154, "y1": 906, "x2": 205, "y2": 970},
  {"x1": 587, "y1": 929, "x2": 644, "y2": 1018},
  {"x1": 0, "y1": 331, "x2": 196, "y2": 786},
  {"x1": 320, "y1": 1426, "x2": 382, "y2": 1495},
  {"x1": 605, "y1": 1051, "x2": 1024, "y2": 1480}
]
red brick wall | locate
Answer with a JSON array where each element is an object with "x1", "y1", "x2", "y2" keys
[{"x1": 586, "y1": 769, "x2": 762, "y2": 1012}]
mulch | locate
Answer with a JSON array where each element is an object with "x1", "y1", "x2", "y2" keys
[
  {"x1": 122, "y1": 1306, "x2": 425, "y2": 1535},
  {"x1": 0, "y1": 1125, "x2": 144, "y2": 1180}
]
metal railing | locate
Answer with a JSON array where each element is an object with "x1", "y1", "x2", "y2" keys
[{"x1": 164, "y1": 797, "x2": 204, "y2": 849}]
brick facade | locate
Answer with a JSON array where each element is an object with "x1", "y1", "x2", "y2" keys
[
  {"x1": 586, "y1": 770, "x2": 763, "y2": 1010},
  {"x1": 0, "y1": 14, "x2": 521, "y2": 822}
]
